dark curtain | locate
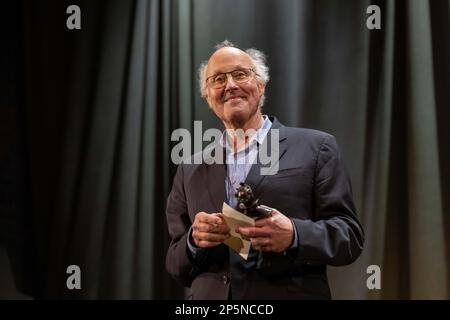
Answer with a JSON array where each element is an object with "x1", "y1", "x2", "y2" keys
[
  {"x1": 3, "y1": 0, "x2": 187, "y2": 299},
  {"x1": 1, "y1": 0, "x2": 449, "y2": 299}
]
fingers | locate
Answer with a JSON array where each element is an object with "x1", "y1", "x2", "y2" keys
[
  {"x1": 235, "y1": 209, "x2": 294, "y2": 252},
  {"x1": 236, "y1": 227, "x2": 271, "y2": 251},
  {"x1": 236, "y1": 211, "x2": 278, "y2": 236},
  {"x1": 192, "y1": 230, "x2": 229, "y2": 243},
  {"x1": 250, "y1": 237, "x2": 271, "y2": 252},
  {"x1": 192, "y1": 212, "x2": 230, "y2": 248},
  {"x1": 254, "y1": 209, "x2": 280, "y2": 227},
  {"x1": 236, "y1": 226, "x2": 271, "y2": 251},
  {"x1": 194, "y1": 214, "x2": 230, "y2": 234},
  {"x1": 196, "y1": 212, "x2": 223, "y2": 225},
  {"x1": 193, "y1": 240, "x2": 222, "y2": 248},
  {"x1": 194, "y1": 221, "x2": 230, "y2": 234},
  {"x1": 236, "y1": 226, "x2": 269, "y2": 238},
  {"x1": 192, "y1": 230, "x2": 229, "y2": 248}
]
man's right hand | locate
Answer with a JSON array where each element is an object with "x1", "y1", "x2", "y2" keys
[{"x1": 191, "y1": 212, "x2": 230, "y2": 248}]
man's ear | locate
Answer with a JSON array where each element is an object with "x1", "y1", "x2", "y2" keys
[{"x1": 258, "y1": 82, "x2": 266, "y2": 96}]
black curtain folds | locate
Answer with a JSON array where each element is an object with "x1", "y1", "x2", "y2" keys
[{"x1": 1, "y1": 0, "x2": 449, "y2": 299}]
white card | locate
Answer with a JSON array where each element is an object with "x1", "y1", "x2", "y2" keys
[{"x1": 221, "y1": 202, "x2": 255, "y2": 260}]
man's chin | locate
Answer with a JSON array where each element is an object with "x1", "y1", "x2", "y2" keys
[
  {"x1": 225, "y1": 98, "x2": 250, "y2": 113},
  {"x1": 225, "y1": 103, "x2": 245, "y2": 113},
  {"x1": 226, "y1": 110, "x2": 249, "y2": 125}
]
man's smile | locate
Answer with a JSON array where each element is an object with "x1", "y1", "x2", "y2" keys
[{"x1": 224, "y1": 95, "x2": 246, "y2": 103}]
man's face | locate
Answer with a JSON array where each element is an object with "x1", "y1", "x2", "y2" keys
[{"x1": 205, "y1": 47, "x2": 265, "y2": 128}]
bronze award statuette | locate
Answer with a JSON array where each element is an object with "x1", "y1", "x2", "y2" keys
[{"x1": 234, "y1": 182, "x2": 273, "y2": 219}]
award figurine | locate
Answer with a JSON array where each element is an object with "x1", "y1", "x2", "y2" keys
[{"x1": 234, "y1": 182, "x2": 273, "y2": 219}]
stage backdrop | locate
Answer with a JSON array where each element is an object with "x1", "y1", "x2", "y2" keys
[{"x1": 2, "y1": 0, "x2": 449, "y2": 299}]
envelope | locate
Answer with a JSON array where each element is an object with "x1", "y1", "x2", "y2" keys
[{"x1": 221, "y1": 202, "x2": 255, "y2": 260}]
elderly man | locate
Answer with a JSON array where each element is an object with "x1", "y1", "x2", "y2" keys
[{"x1": 165, "y1": 40, "x2": 364, "y2": 300}]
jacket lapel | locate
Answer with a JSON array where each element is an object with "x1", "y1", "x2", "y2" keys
[
  {"x1": 205, "y1": 149, "x2": 227, "y2": 213},
  {"x1": 204, "y1": 116, "x2": 287, "y2": 211},
  {"x1": 245, "y1": 117, "x2": 287, "y2": 196}
]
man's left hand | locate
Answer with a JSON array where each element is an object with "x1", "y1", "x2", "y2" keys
[{"x1": 236, "y1": 208, "x2": 294, "y2": 252}]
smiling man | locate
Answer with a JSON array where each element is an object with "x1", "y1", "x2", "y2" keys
[
  {"x1": 165, "y1": 40, "x2": 364, "y2": 300},
  {"x1": 204, "y1": 46, "x2": 265, "y2": 132}
]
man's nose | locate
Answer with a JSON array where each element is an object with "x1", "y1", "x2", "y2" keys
[{"x1": 224, "y1": 74, "x2": 238, "y2": 90}]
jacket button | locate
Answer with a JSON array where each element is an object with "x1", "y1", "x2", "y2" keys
[{"x1": 221, "y1": 275, "x2": 230, "y2": 285}]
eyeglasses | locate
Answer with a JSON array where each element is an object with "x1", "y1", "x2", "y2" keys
[{"x1": 206, "y1": 68, "x2": 255, "y2": 89}]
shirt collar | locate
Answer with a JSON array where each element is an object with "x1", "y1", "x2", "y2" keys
[
  {"x1": 255, "y1": 114, "x2": 272, "y2": 144},
  {"x1": 220, "y1": 115, "x2": 273, "y2": 151}
]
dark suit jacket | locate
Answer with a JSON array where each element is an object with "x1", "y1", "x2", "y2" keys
[{"x1": 165, "y1": 117, "x2": 364, "y2": 299}]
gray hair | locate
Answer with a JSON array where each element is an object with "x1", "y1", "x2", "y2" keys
[{"x1": 198, "y1": 40, "x2": 269, "y2": 107}]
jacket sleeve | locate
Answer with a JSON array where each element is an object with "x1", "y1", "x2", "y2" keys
[
  {"x1": 292, "y1": 134, "x2": 365, "y2": 266},
  {"x1": 165, "y1": 165, "x2": 209, "y2": 287}
]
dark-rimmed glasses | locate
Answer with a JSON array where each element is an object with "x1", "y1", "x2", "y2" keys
[{"x1": 206, "y1": 68, "x2": 255, "y2": 89}]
